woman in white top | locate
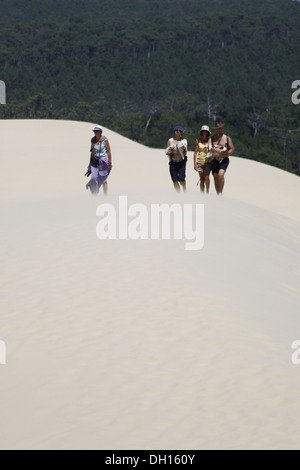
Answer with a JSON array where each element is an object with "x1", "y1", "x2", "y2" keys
[
  {"x1": 86, "y1": 125, "x2": 112, "y2": 195},
  {"x1": 165, "y1": 126, "x2": 188, "y2": 192}
]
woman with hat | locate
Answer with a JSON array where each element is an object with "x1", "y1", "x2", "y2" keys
[
  {"x1": 86, "y1": 125, "x2": 112, "y2": 195},
  {"x1": 165, "y1": 126, "x2": 188, "y2": 192},
  {"x1": 210, "y1": 122, "x2": 234, "y2": 195},
  {"x1": 194, "y1": 125, "x2": 212, "y2": 193}
]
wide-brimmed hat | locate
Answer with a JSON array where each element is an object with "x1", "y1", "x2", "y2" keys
[
  {"x1": 200, "y1": 125, "x2": 211, "y2": 135},
  {"x1": 214, "y1": 121, "x2": 224, "y2": 129},
  {"x1": 93, "y1": 125, "x2": 103, "y2": 132},
  {"x1": 174, "y1": 125, "x2": 185, "y2": 132}
]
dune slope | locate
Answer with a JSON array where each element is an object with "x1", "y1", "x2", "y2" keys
[{"x1": 0, "y1": 120, "x2": 300, "y2": 450}]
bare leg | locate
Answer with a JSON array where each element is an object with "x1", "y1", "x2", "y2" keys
[
  {"x1": 179, "y1": 180, "x2": 186, "y2": 191},
  {"x1": 216, "y1": 170, "x2": 226, "y2": 195},
  {"x1": 173, "y1": 181, "x2": 181, "y2": 192},
  {"x1": 214, "y1": 173, "x2": 219, "y2": 194},
  {"x1": 103, "y1": 181, "x2": 108, "y2": 195},
  {"x1": 213, "y1": 172, "x2": 219, "y2": 194},
  {"x1": 199, "y1": 172, "x2": 205, "y2": 192},
  {"x1": 205, "y1": 173, "x2": 210, "y2": 193},
  {"x1": 213, "y1": 170, "x2": 226, "y2": 195}
]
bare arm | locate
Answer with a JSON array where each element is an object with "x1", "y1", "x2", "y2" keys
[
  {"x1": 166, "y1": 138, "x2": 173, "y2": 156},
  {"x1": 105, "y1": 139, "x2": 113, "y2": 170},
  {"x1": 227, "y1": 136, "x2": 234, "y2": 156},
  {"x1": 183, "y1": 140, "x2": 188, "y2": 157},
  {"x1": 194, "y1": 139, "x2": 199, "y2": 169}
]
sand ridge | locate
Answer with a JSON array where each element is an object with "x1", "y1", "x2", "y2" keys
[{"x1": 0, "y1": 119, "x2": 300, "y2": 450}]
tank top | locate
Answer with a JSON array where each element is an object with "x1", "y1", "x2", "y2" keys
[
  {"x1": 93, "y1": 139, "x2": 108, "y2": 160},
  {"x1": 91, "y1": 136, "x2": 108, "y2": 166},
  {"x1": 197, "y1": 141, "x2": 209, "y2": 164}
]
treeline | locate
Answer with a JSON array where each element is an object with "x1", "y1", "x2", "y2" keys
[
  {"x1": 0, "y1": 0, "x2": 300, "y2": 174},
  {"x1": 1, "y1": 93, "x2": 299, "y2": 174}
]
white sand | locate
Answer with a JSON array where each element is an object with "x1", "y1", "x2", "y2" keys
[{"x1": 0, "y1": 119, "x2": 300, "y2": 450}]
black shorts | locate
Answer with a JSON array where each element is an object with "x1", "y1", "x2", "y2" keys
[
  {"x1": 211, "y1": 157, "x2": 230, "y2": 174},
  {"x1": 169, "y1": 159, "x2": 186, "y2": 182}
]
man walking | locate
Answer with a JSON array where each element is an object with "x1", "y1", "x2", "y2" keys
[{"x1": 210, "y1": 122, "x2": 234, "y2": 195}]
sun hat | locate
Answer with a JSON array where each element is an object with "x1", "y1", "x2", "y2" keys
[
  {"x1": 93, "y1": 125, "x2": 103, "y2": 132},
  {"x1": 214, "y1": 121, "x2": 224, "y2": 129},
  {"x1": 174, "y1": 126, "x2": 185, "y2": 132},
  {"x1": 200, "y1": 125, "x2": 211, "y2": 134}
]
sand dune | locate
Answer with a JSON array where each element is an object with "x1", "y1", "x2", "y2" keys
[{"x1": 0, "y1": 120, "x2": 300, "y2": 450}]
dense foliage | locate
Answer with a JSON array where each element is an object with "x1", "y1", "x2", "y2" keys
[{"x1": 0, "y1": 0, "x2": 299, "y2": 174}]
